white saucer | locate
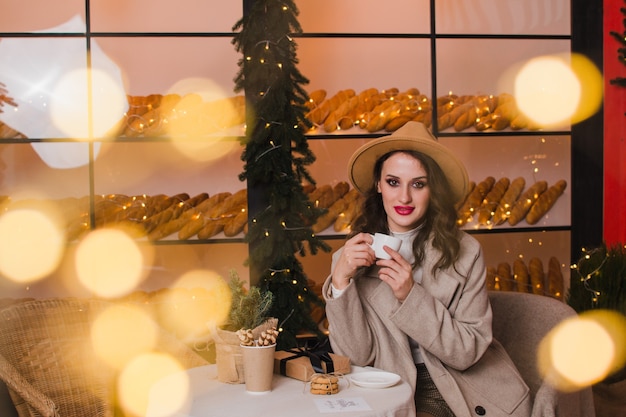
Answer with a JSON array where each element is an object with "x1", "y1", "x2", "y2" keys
[{"x1": 349, "y1": 371, "x2": 401, "y2": 389}]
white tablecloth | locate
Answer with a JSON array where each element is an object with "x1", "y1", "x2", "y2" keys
[{"x1": 146, "y1": 364, "x2": 414, "y2": 417}]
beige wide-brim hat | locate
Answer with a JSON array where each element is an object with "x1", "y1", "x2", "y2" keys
[{"x1": 348, "y1": 121, "x2": 470, "y2": 203}]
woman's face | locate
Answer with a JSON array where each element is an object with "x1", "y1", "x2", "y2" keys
[{"x1": 376, "y1": 152, "x2": 430, "y2": 233}]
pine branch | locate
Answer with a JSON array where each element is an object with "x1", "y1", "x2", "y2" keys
[
  {"x1": 231, "y1": 0, "x2": 330, "y2": 348},
  {"x1": 224, "y1": 270, "x2": 274, "y2": 331}
]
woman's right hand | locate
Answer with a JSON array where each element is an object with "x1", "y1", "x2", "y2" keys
[{"x1": 331, "y1": 232, "x2": 376, "y2": 290}]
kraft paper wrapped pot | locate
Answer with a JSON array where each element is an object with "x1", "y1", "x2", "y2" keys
[{"x1": 212, "y1": 318, "x2": 278, "y2": 384}]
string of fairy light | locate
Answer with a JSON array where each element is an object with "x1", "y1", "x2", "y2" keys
[
  {"x1": 570, "y1": 246, "x2": 610, "y2": 306},
  {"x1": 231, "y1": 0, "x2": 330, "y2": 345},
  {"x1": 247, "y1": 28, "x2": 310, "y2": 239}
]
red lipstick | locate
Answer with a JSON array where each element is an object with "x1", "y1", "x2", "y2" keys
[{"x1": 394, "y1": 206, "x2": 415, "y2": 215}]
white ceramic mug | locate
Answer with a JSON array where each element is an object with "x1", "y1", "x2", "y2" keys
[{"x1": 370, "y1": 233, "x2": 402, "y2": 259}]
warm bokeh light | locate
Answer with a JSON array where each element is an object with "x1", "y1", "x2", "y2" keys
[
  {"x1": 513, "y1": 53, "x2": 602, "y2": 128},
  {"x1": 569, "y1": 53, "x2": 604, "y2": 125},
  {"x1": 168, "y1": 77, "x2": 229, "y2": 103},
  {"x1": 164, "y1": 77, "x2": 241, "y2": 162},
  {"x1": 117, "y1": 352, "x2": 189, "y2": 417},
  {"x1": 153, "y1": 269, "x2": 233, "y2": 343},
  {"x1": 585, "y1": 310, "x2": 626, "y2": 378},
  {"x1": 514, "y1": 55, "x2": 580, "y2": 127},
  {"x1": 539, "y1": 310, "x2": 626, "y2": 391},
  {"x1": 91, "y1": 304, "x2": 158, "y2": 369},
  {"x1": 550, "y1": 317, "x2": 612, "y2": 385},
  {"x1": 75, "y1": 227, "x2": 149, "y2": 298},
  {"x1": 50, "y1": 68, "x2": 127, "y2": 138},
  {"x1": 0, "y1": 203, "x2": 65, "y2": 283}
]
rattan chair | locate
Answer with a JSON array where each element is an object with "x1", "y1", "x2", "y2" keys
[
  {"x1": 489, "y1": 291, "x2": 596, "y2": 417},
  {"x1": 0, "y1": 298, "x2": 208, "y2": 417}
]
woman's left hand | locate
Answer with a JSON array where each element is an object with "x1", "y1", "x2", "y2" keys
[{"x1": 376, "y1": 246, "x2": 414, "y2": 302}]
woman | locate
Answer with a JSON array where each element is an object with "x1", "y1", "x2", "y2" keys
[{"x1": 322, "y1": 122, "x2": 532, "y2": 417}]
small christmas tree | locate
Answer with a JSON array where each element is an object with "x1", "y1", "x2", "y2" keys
[
  {"x1": 232, "y1": 0, "x2": 330, "y2": 349},
  {"x1": 222, "y1": 270, "x2": 274, "y2": 332}
]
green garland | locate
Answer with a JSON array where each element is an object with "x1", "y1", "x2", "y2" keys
[
  {"x1": 232, "y1": 0, "x2": 330, "y2": 349},
  {"x1": 610, "y1": 2, "x2": 626, "y2": 90}
]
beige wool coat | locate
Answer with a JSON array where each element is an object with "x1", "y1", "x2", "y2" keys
[{"x1": 323, "y1": 232, "x2": 532, "y2": 417}]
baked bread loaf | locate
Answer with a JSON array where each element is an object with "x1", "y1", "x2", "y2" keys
[
  {"x1": 223, "y1": 209, "x2": 248, "y2": 237},
  {"x1": 323, "y1": 95, "x2": 359, "y2": 133},
  {"x1": 525, "y1": 179, "x2": 567, "y2": 225},
  {"x1": 513, "y1": 259, "x2": 531, "y2": 293},
  {"x1": 147, "y1": 193, "x2": 209, "y2": 240},
  {"x1": 208, "y1": 189, "x2": 246, "y2": 219},
  {"x1": 148, "y1": 217, "x2": 187, "y2": 241},
  {"x1": 333, "y1": 190, "x2": 363, "y2": 233},
  {"x1": 528, "y1": 257, "x2": 545, "y2": 295},
  {"x1": 144, "y1": 194, "x2": 168, "y2": 217},
  {"x1": 507, "y1": 181, "x2": 548, "y2": 226},
  {"x1": 142, "y1": 204, "x2": 174, "y2": 233},
  {"x1": 122, "y1": 88, "x2": 550, "y2": 136},
  {"x1": 547, "y1": 256, "x2": 564, "y2": 300},
  {"x1": 457, "y1": 176, "x2": 495, "y2": 225},
  {"x1": 312, "y1": 183, "x2": 353, "y2": 233},
  {"x1": 178, "y1": 192, "x2": 232, "y2": 240},
  {"x1": 178, "y1": 212, "x2": 208, "y2": 240},
  {"x1": 121, "y1": 93, "x2": 245, "y2": 137},
  {"x1": 305, "y1": 89, "x2": 327, "y2": 111},
  {"x1": 313, "y1": 197, "x2": 348, "y2": 233},
  {"x1": 197, "y1": 218, "x2": 228, "y2": 239},
  {"x1": 385, "y1": 114, "x2": 413, "y2": 132},
  {"x1": 493, "y1": 177, "x2": 526, "y2": 225},
  {"x1": 306, "y1": 89, "x2": 356, "y2": 126},
  {"x1": 456, "y1": 181, "x2": 475, "y2": 213},
  {"x1": 332, "y1": 182, "x2": 350, "y2": 201},
  {"x1": 437, "y1": 100, "x2": 472, "y2": 131},
  {"x1": 486, "y1": 266, "x2": 497, "y2": 291},
  {"x1": 309, "y1": 185, "x2": 335, "y2": 209},
  {"x1": 195, "y1": 189, "x2": 248, "y2": 239},
  {"x1": 477, "y1": 177, "x2": 510, "y2": 225},
  {"x1": 348, "y1": 88, "x2": 382, "y2": 130},
  {"x1": 497, "y1": 262, "x2": 514, "y2": 292},
  {"x1": 364, "y1": 101, "x2": 400, "y2": 132}
]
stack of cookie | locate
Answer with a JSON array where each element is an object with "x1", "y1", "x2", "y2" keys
[{"x1": 310, "y1": 374, "x2": 340, "y2": 395}]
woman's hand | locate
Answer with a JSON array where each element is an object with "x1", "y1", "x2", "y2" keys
[
  {"x1": 376, "y1": 246, "x2": 414, "y2": 302},
  {"x1": 331, "y1": 232, "x2": 376, "y2": 290}
]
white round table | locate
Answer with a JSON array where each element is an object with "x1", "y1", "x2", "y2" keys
[{"x1": 146, "y1": 364, "x2": 414, "y2": 417}]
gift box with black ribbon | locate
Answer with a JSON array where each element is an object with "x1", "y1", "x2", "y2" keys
[{"x1": 274, "y1": 347, "x2": 351, "y2": 382}]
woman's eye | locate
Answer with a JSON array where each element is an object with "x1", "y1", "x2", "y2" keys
[
  {"x1": 412, "y1": 181, "x2": 427, "y2": 189},
  {"x1": 386, "y1": 179, "x2": 399, "y2": 186}
]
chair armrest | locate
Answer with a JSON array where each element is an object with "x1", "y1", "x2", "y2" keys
[
  {"x1": 531, "y1": 383, "x2": 557, "y2": 417},
  {"x1": 532, "y1": 380, "x2": 596, "y2": 417},
  {"x1": 0, "y1": 352, "x2": 59, "y2": 417}
]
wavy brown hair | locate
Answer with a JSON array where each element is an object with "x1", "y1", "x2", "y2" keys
[{"x1": 350, "y1": 150, "x2": 461, "y2": 275}]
